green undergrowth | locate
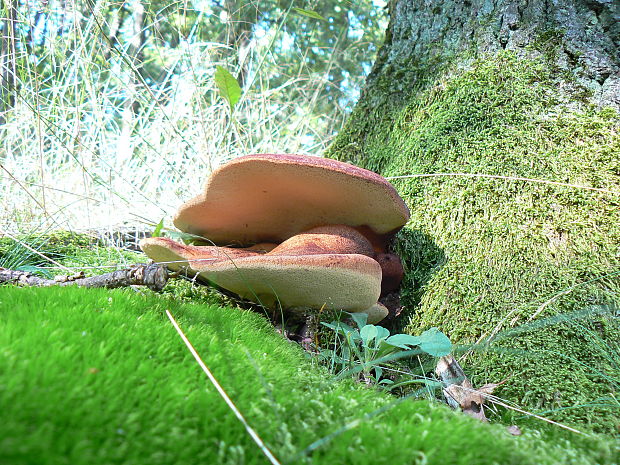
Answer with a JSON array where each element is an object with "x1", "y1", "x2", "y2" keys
[
  {"x1": 1, "y1": 286, "x2": 617, "y2": 464},
  {"x1": 0, "y1": 231, "x2": 233, "y2": 308},
  {"x1": 0, "y1": 232, "x2": 141, "y2": 276},
  {"x1": 328, "y1": 50, "x2": 620, "y2": 433}
]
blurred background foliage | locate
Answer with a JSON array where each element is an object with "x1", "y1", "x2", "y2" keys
[{"x1": 0, "y1": 0, "x2": 387, "y2": 232}]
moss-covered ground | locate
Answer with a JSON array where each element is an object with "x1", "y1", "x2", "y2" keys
[
  {"x1": 2, "y1": 284, "x2": 618, "y2": 464},
  {"x1": 0, "y1": 232, "x2": 233, "y2": 308},
  {"x1": 328, "y1": 51, "x2": 620, "y2": 433},
  {"x1": 0, "y1": 232, "x2": 142, "y2": 277}
]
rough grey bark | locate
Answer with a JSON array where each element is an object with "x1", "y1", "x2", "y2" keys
[{"x1": 366, "y1": 0, "x2": 619, "y2": 109}]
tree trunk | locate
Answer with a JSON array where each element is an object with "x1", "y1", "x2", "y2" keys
[
  {"x1": 103, "y1": 3, "x2": 129, "y2": 62},
  {"x1": 366, "y1": 0, "x2": 619, "y2": 114},
  {"x1": 125, "y1": 0, "x2": 145, "y2": 115},
  {"x1": 0, "y1": 0, "x2": 18, "y2": 123},
  {"x1": 118, "y1": 0, "x2": 145, "y2": 155},
  {"x1": 329, "y1": 0, "x2": 620, "y2": 433}
]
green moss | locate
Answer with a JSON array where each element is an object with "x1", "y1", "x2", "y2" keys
[
  {"x1": 528, "y1": 28, "x2": 567, "y2": 61},
  {"x1": 158, "y1": 274, "x2": 244, "y2": 308},
  {"x1": 328, "y1": 51, "x2": 620, "y2": 433},
  {"x1": 0, "y1": 286, "x2": 616, "y2": 464}
]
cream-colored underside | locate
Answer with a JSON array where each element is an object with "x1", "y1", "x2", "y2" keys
[
  {"x1": 195, "y1": 254, "x2": 381, "y2": 312},
  {"x1": 141, "y1": 237, "x2": 384, "y2": 317}
]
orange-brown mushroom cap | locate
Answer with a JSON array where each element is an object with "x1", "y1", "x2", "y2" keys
[
  {"x1": 268, "y1": 225, "x2": 374, "y2": 257},
  {"x1": 139, "y1": 237, "x2": 275, "y2": 274},
  {"x1": 173, "y1": 154, "x2": 410, "y2": 245}
]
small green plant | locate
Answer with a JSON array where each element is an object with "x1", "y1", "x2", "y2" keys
[{"x1": 320, "y1": 312, "x2": 451, "y2": 387}]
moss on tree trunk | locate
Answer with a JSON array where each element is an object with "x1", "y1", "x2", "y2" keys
[{"x1": 328, "y1": 0, "x2": 620, "y2": 433}]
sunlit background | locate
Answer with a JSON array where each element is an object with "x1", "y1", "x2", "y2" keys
[{"x1": 0, "y1": 0, "x2": 388, "y2": 234}]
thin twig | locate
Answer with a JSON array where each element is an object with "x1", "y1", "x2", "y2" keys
[
  {"x1": 450, "y1": 384, "x2": 584, "y2": 435},
  {"x1": 165, "y1": 310, "x2": 281, "y2": 465},
  {"x1": 0, "y1": 263, "x2": 168, "y2": 290}
]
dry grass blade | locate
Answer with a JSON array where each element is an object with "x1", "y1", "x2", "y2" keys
[
  {"x1": 387, "y1": 173, "x2": 620, "y2": 196},
  {"x1": 455, "y1": 384, "x2": 585, "y2": 435},
  {"x1": 165, "y1": 310, "x2": 281, "y2": 465}
]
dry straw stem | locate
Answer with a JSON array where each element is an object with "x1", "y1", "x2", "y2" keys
[
  {"x1": 165, "y1": 310, "x2": 281, "y2": 465},
  {"x1": 446, "y1": 383, "x2": 584, "y2": 435},
  {"x1": 386, "y1": 173, "x2": 620, "y2": 196}
]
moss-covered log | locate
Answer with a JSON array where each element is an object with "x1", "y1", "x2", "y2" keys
[{"x1": 328, "y1": 0, "x2": 620, "y2": 433}]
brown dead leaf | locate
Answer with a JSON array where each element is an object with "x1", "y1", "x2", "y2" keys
[
  {"x1": 507, "y1": 425, "x2": 522, "y2": 436},
  {"x1": 436, "y1": 355, "x2": 509, "y2": 422}
]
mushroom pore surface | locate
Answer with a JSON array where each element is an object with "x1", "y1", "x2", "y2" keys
[{"x1": 191, "y1": 253, "x2": 382, "y2": 313}]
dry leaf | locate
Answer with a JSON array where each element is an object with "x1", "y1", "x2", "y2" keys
[
  {"x1": 507, "y1": 425, "x2": 522, "y2": 436},
  {"x1": 435, "y1": 355, "x2": 508, "y2": 422}
]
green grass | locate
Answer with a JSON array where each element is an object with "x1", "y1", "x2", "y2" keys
[
  {"x1": 1, "y1": 285, "x2": 616, "y2": 464},
  {"x1": 328, "y1": 50, "x2": 620, "y2": 433},
  {"x1": 0, "y1": 230, "x2": 238, "y2": 309},
  {"x1": 0, "y1": 232, "x2": 142, "y2": 274}
]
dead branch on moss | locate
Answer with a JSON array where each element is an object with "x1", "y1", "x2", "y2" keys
[{"x1": 0, "y1": 263, "x2": 168, "y2": 291}]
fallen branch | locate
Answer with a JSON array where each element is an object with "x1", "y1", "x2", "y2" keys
[{"x1": 0, "y1": 263, "x2": 168, "y2": 291}]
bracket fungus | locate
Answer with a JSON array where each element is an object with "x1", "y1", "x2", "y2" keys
[
  {"x1": 173, "y1": 154, "x2": 409, "y2": 249},
  {"x1": 141, "y1": 154, "x2": 409, "y2": 324}
]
